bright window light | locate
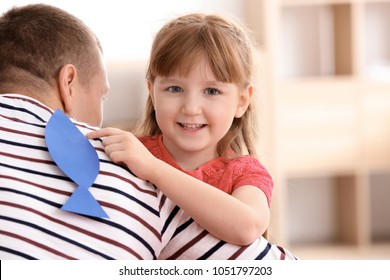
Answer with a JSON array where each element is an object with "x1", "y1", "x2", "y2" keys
[{"x1": 1, "y1": 0, "x2": 243, "y2": 61}]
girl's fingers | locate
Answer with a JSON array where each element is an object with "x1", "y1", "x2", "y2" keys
[
  {"x1": 101, "y1": 133, "x2": 134, "y2": 150},
  {"x1": 87, "y1": 127, "x2": 123, "y2": 139},
  {"x1": 104, "y1": 141, "x2": 123, "y2": 156}
]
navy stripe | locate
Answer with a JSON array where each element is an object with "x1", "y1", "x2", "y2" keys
[
  {"x1": 0, "y1": 120, "x2": 45, "y2": 129},
  {"x1": 0, "y1": 246, "x2": 37, "y2": 260},
  {"x1": 0, "y1": 187, "x2": 62, "y2": 209},
  {"x1": 0, "y1": 139, "x2": 48, "y2": 151},
  {"x1": 172, "y1": 217, "x2": 194, "y2": 239},
  {"x1": 161, "y1": 205, "x2": 181, "y2": 236},
  {"x1": 94, "y1": 184, "x2": 159, "y2": 216},
  {"x1": 0, "y1": 216, "x2": 114, "y2": 259},
  {"x1": 0, "y1": 162, "x2": 70, "y2": 182},
  {"x1": 197, "y1": 240, "x2": 226, "y2": 260},
  {"x1": 0, "y1": 102, "x2": 46, "y2": 123},
  {"x1": 100, "y1": 158, "x2": 116, "y2": 165},
  {"x1": 256, "y1": 242, "x2": 272, "y2": 260}
]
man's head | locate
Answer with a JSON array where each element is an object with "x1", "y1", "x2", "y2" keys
[{"x1": 0, "y1": 4, "x2": 109, "y2": 126}]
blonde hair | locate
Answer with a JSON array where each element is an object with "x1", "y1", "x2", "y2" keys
[{"x1": 135, "y1": 13, "x2": 257, "y2": 157}]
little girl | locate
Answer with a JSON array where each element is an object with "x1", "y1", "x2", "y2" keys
[{"x1": 88, "y1": 13, "x2": 273, "y2": 246}]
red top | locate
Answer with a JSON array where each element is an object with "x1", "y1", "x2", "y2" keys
[{"x1": 139, "y1": 135, "x2": 273, "y2": 207}]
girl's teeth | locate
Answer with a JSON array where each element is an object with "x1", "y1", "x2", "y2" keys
[{"x1": 181, "y1": 123, "x2": 204, "y2": 130}]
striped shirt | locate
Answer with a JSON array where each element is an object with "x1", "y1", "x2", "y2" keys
[
  {"x1": 0, "y1": 93, "x2": 178, "y2": 259},
  {"x1": 0, "y1": 93, "x2": 297, "y2": 260}
]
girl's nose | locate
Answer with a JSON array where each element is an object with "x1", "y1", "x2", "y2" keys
[{"x1": 181, "y1": 93, "x2": 202, "y2": 115}]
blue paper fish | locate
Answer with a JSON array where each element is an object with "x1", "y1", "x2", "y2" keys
[{"x1": 45, "y1": 109, "x2": 108, "y2": 218}]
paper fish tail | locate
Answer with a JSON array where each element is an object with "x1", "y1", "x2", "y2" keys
[{"x1": 61, "y1": 186, "x2": 109, "y2": 218}]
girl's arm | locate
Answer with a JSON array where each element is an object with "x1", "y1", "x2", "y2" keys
[{"x1": 87, "y1": 127, "x2": 270, "y2": 245}]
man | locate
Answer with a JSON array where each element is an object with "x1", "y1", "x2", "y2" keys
[
  {"x1": 0, "y1": 3, "x2": 177, "y2": 260},
  {"x1": 0, "y1": 4, "x2": 295, "y2": 260}
]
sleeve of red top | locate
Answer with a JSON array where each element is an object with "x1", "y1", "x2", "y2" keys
[{"x1": 231, "y1": 156, "x2": 274, "y2": 207}]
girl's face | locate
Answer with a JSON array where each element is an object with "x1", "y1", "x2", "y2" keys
[{"x1": 148, "y1": 57, "x2": 252, "y2": 169}]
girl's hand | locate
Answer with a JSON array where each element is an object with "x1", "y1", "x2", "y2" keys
[
  {"x1": 88, "y1": 128, "x2": 268, "y2": 245},
  {"x1": 87, "y1": 128, "x2": 156, "y2": 181}
]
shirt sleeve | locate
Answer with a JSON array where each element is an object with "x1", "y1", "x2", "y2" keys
[{"x1": 232, "y1": 156, "x2": 274, "y2": 207}]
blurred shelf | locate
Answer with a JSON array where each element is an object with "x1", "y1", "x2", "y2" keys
[{"x1": 246, "y1": 0, "x2": 390, "y2": 258}]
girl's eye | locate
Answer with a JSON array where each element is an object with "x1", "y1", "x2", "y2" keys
[
  {"x1": 206, "y1": 88, "x2": 221, "y2": 96},
  {"x1": 167, "y1": 86, "x2": 183, "y2": 93}
]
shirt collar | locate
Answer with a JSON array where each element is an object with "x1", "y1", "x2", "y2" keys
[{"x1": 0, "y1": 93, "x2": 54, "y2": 125}]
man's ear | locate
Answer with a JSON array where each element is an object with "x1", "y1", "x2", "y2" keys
[
  {"x1": 58, "y1": 64, "x2": 78, "y2": 114},
  {"x1": 235, "y1": 84, "x2": 253, "y2": 118}
]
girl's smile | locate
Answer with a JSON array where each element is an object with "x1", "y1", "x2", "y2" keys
[{"x1": 178, "y1": 122, "x2": 207, "y2": 132}]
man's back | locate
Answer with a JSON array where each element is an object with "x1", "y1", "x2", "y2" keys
[{"x1": 0, "y1": 94, "x2": 168, "y2": 259}]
